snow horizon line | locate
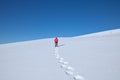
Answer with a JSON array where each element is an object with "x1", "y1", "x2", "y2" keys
[{"x1": 0, "y1": 28, "x2": 120, "y2": 45}]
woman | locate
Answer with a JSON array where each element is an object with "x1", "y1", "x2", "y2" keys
[{"x1": 54, "y1": 37, "x2": 59, "y2": 47}]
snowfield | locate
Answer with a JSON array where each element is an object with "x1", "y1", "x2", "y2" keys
[{"x1": 0, "y1": 29, "x2": 120, "y2": 80}]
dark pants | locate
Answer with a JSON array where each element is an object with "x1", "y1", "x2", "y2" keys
[{"x1": 55, "y1": 42, "x2": 58, "y2": 47}]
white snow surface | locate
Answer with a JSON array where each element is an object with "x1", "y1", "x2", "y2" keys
[{"x1": 0, "y1": 29, "x2": 120, "y2": 80}]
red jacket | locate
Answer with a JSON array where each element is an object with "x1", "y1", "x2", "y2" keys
[{"x1": 54, "y1": 37, "x2": 58, "y2": 43}]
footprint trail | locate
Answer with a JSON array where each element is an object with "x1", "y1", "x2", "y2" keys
[{"x1": 54, "y1": 47, "x2": 85, "y2": 80}]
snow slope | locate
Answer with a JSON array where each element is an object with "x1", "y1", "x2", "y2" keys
[{"x1": 0, "y1": 29, "x2": 120, "y2": 80}]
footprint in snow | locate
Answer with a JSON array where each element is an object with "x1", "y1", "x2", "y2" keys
[
  {"x1": 65, "y1": 70, "x2": 74, "y2": 76},
  {"x1": 73, "y1": 75, "x2": 84, "y2": 80}
]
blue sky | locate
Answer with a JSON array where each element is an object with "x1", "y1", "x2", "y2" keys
[{"x1": 0, "y1": 0, "x2": 120, "y2": 44}]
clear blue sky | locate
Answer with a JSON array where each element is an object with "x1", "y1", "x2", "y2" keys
[{"x1": 0, "y1": 0, "x2": 120, "y2": 44}]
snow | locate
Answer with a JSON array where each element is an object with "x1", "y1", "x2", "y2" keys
[{"x1": 0, "y1": 29, "x2": 120, "y2": 80}]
